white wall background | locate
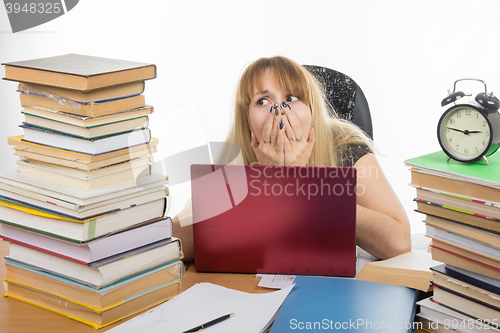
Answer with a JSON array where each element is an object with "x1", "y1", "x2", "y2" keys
[{"x1": 1, "y1": 0, "x2": 500, "y2": 234}]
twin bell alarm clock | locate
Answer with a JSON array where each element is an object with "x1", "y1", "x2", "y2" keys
[{"x1": 437, "y1": 78, "x2": 500, "y2": 164}]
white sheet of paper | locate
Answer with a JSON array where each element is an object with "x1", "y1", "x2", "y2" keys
[
  {"x1": 107, "y1": 282, "x2": 294, "y2": 333},
  {"x1": 411, "y1": 232, "x2": 431, "y2": 252},
  {"x1": 257, "y1": 274, "x2": 296, "y2": 289},
  {"x1": 355, "y1": 246, "x2": 378, "y2": 277}
]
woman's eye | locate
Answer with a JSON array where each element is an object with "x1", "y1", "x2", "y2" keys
[
  {"x1": 287, "y1": 96, "x2": 299, "y2": 102},
  {"x1": 257, "y1": 98, "x2": 270, "y2": 106}
]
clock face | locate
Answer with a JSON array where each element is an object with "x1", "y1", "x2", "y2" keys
[{"x1": 437, "y1": 105, "x2": 492, "y2": 162}]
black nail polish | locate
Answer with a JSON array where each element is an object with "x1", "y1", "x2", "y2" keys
[{"x1": 279, "y1": 122, "x2": 284, "y2": 130}]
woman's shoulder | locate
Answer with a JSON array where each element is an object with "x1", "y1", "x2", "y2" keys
[{"x1": 337, "y1": 142, "x2": 373, "y2": 167}]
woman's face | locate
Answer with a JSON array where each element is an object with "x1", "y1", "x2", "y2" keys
[{"x1": 248, "y1": 68, "x2": 312, "y2": 143}]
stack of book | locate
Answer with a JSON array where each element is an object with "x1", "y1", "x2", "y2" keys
[
  {"x1": 405, "y1": 151, "x2": 500, "y2": 332},
  {"x1": 0, "y1": 54, "x2": 183, "y2": 329}
]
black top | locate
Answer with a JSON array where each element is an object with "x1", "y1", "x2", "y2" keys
[{"x1": 337, "y1": 143, "x2": 372, "y2": 167}]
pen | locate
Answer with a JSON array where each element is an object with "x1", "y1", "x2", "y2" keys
[{"x1": 182, "y1": 313, "x2": 234, "y2": 333}]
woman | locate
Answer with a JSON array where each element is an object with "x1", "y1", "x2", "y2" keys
[{"x1": 174, "y1": 56, "x2": 411, "y2": 261}]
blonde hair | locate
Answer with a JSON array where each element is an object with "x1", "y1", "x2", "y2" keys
[{"x1": 224, "y1": 56, "x2": 373, "y2": 167}]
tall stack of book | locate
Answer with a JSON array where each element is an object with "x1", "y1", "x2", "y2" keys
[
  {"x1": 0, "y1": 54, "x2": 183, "y2": 329},
  {"x1": 405, "y1": 151, "x2": 500, "y2": 332}
]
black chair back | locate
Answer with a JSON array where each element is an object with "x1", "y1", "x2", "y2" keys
[{"x1": 305, "y1": 65, "x2": 373, "y2": 140}]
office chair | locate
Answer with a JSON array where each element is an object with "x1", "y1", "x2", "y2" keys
[{"x1": 304, "y1": 65, "x2": 373, "y2": 140}]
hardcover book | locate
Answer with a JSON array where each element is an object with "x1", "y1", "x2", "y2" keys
[
  {"x1": 426, "y1": 224, "x2": 500, "y2": 260},
  {"x1": 16, "y1": 158, "x2": 151, "y2": 190},
  {"x1": 0, "y1": 185, "x2": 168, "y2": 220},
  {"x1": 0, "y1": 198, "x2": 168, "y2": 242},
  {"x1": 22, "y1": 113, "x2": 149, "y2": 139},
  {"x1": 20, "y1": 124, "x2": 152, "y2": 155},
  {"x1": 415, "y1": 200, "x2": 500, "y2": 234},
  {"x1": 0, "y1": 168, "x2": 167, "y2": 207},
  {"x1": 425, "y1": 214, "x2": 500, "y2": 247},
  {"x1": 21, "y1": 105, "x2": 153, "y2": 127},
  {"x1": 18, "y1": 81, "x2": 146, "y2": 103},
  {"x1": 431, "y1": 264, "x2": 500, "y2": 309},
  {"x1": 430, "y1": 239, "x2": 500, "y2": 280},
  {"x1": 9, "y1": 135, "x2": 159, "y2": 166},
  {"x1": 411, "y1": 169, "x2": 499, "y2": 203},
  {"x1": 20, "y1": 92, "x2": 146, "y2": 117},
  {"x1": 6, "y1": 237, "x2": 182, "y2": 288},
  {"x1": 432, "y1": 284, "x2": 500, "y2": 329},
  {"x1": 3, "y1": 260, "x2": 183, "y2": 310},
  {"x1": 416, "y1": 187, "x2": 500, "y2": 219},
  {"x1": 0, "y1": 217, "x2": 173, "y2": 263},
  {"x1": 3, "y1": 54, "x2": 157, "y2": 91},
  {"x1": 417, "y1": 297, "x2": 500, "y2": 333},
  {"x1": 4, "y1": 279, "x2": 181, "y2": 329},
  {"x1": 405, "y1": 150, "x2": 500, "y2": 189}
]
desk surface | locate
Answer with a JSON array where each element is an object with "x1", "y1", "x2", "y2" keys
[{"x1": 0, "y1": 240, "x2": 272, "y2": 333}]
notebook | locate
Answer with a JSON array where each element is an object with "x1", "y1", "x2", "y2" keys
[
  {"x1": 269, "y1": 276, "x2": 418, "y2": 333},
  {"x1": 191, "y1": 164, "x2": 357, "y2": 277}
]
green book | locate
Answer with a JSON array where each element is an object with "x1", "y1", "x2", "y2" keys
[{"x1": 404, "y1": 151, "x2": 500, "y2": 188}]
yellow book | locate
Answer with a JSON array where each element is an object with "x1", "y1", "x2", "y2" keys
[
  {"x1": 4, "y1": 280, "x2": 181, "y2": 329},
  {"x1": 4, "y1": 260, "x2": 182, "y2": 310}
]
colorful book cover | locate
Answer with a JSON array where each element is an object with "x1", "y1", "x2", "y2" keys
[{"x1": 405, "y1": 151, "x2": 500, "y2": 187}]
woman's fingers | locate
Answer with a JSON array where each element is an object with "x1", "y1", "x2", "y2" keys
[
  {"x1": 275, "y1": 117, "x2": 285, "y2": 153},
  {"x1": 307, "y1": 126, "x2": 315, "y2": 152},
  {"x1": 269, "y1": 106, "x2": 281, "y2": 145},
  {"x1": 250, "y1": 131, "x2": 261, "y2": 159},
  {"x1": 284, "y1": 125, "x2": 315, "y2": 166},
  {"x1": 252, "y1": 106, "x2": 286, "y2": 166},
  {"x1": 253, "y1": 102, "x2": 314, "y2": 166},
  {"x1": 282, "y1": 113, "x2": 294, "y2": 150},
  {"x1": 282, "y1": 110, "x2": 295, "y2": 142},
  {"x1": 260, "y1": 106, "x2": 275, "y2": 145},
  {"x1": 283, "y1": 105, "x2": 304, "y2": 140}
]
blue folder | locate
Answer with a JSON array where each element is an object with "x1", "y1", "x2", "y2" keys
[{"x1": 270, "y1": 276, "x2": 418, "y2": 333}]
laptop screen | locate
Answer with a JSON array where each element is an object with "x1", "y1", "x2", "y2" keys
[{"x1": 191, "y1": 164, "x2": 357, "y2": 276}]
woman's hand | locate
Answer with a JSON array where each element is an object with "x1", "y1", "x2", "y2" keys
[
  {"x1": 282, "y1": 104, "x2": 315, "y2": 166},
  {"x1": 250, "y1": 105, "x2": 286, "y2": 165},
  {"x1": 251, "y1": 102, "x2": 315, "y2": 166}
]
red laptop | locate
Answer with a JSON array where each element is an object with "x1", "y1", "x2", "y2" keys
[{"x1": 191, "y1": 164, "x2": 357, "y2": 277}]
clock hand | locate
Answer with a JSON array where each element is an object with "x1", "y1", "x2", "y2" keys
[
  {"x1": 446, "y1": 127, "x2": 482, "y2": 134},
  {"x1": 447, "y1": 127, "x2": 466, "y2": 133}
]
